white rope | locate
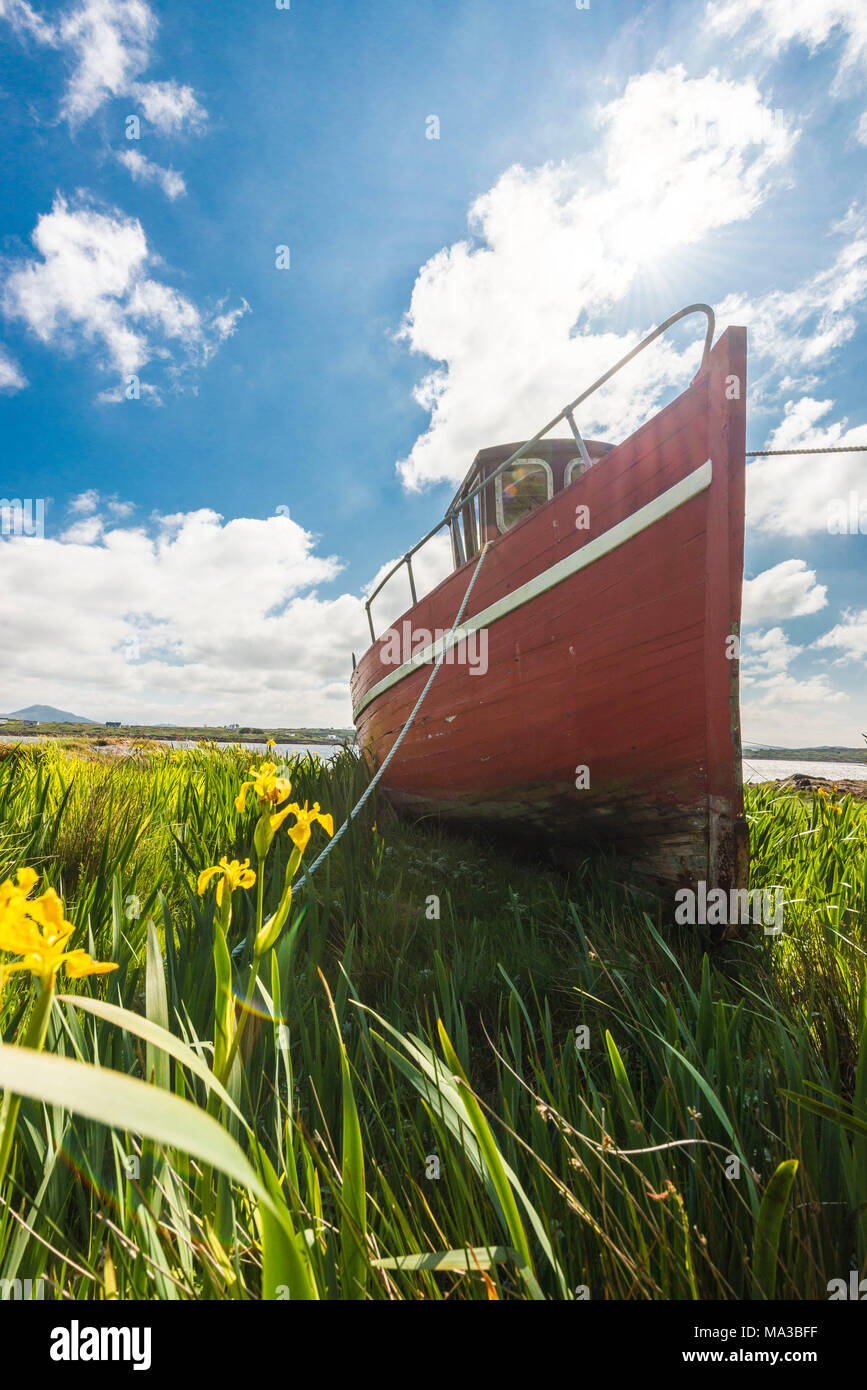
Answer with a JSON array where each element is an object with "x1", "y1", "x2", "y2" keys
[
  {"x1": 300, "y1": 540, "x2": 491, "y2": 883},
  {"x1": 746, "y1": 445, "x2": 866, "y2": 456}
]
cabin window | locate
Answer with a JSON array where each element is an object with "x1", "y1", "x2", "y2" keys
[
  {"x1": 564, "y1": 456, "x2": 592, "y2": 486},
  {"x1": 494, "y1": 458, "x2": 553, "y2": 533}
]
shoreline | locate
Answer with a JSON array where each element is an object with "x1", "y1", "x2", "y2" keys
[
  {"x1": 0, "y1": 732, "x2": 353, "y2": 748},
  {"x1": 0, "y1": 734, "x2": 351, "y2": 761},
  {"x1": 753, "y1": 772, "x2": 867, "y2": 801}
]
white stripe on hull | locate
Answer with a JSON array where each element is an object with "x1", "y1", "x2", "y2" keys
[{"x1": 353, "y1": 459, "x2": 712, "y2": 720}]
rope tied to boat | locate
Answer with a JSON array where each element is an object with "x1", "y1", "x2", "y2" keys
[
  {"x1": 300, "y1": 540, "x2": 491, "y2": 884},
  {"x1": 745, "y1": 445, "x2": 866, "y2": 456},
  {"x1": 300, "y1": 442, "x2": 863, "y2": 884}
]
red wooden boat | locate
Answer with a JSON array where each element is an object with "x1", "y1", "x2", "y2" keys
[{"x1": 351, "y1": 306, "x2": 749, "y2": 896}]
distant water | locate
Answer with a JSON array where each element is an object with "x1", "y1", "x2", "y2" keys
[
  {"x1": 0, "y1": 734, "x2": 346, "y2": 760},
  {"x1": 163, "y1": 740, "x2": 344, "y2": 758},
  {"x1": 743, "y1": 758, "x2": 867, "y2": 784}
]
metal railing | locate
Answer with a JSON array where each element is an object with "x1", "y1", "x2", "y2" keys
[{"x1": 364, "y1": 303, "x2": 715, "y2": 643}]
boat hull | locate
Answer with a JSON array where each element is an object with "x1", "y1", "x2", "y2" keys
[{"x1": 352, "y1": 328, "x2": 749, "y2": 899}]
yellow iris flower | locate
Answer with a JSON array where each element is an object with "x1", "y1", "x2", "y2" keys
[
  {"x1": 269, "y1": 800, "x2": 334, "y2": 855},
  {"x1": 196, "y1": 856, "x2": 257, "y2": 906},
  {"x1": 234, "y1": 762, "x2": 293, "y2": 814},
  {"x1": 0, "y1": 870, "x2": 117, "y2": 993},
  {"x1": 0, "y1": 865, "x2": 39, "y2": 913}
]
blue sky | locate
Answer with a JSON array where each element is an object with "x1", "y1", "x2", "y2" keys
[{"x1": 0, "y1": 0, "x2": 865, "y2": 741}]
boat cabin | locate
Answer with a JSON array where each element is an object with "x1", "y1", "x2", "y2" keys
[{"x1": 448, "y1": 437, "x2": 614, "y2": 567}]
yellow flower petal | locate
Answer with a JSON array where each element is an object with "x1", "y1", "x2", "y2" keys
[
  {"x1": 288, "y1": 820, "x2": 311, "y2": 855},
  {"x1": 63, "y1": 950, "x2": 119, "y2": 979},
  {"x1": 269, "y1": 801, "x2": 301, "y2": 833},
  {"x1": 197, "y1": 865, "x2": 223, "y2": 896},
  {"x1": 0, "y1": 872, "x2": 115, "y2": 988},
  {"x1": 196, "y1": 857, "x2": 256, "y2": 906}
]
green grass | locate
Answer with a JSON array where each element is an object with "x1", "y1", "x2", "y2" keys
[{"x1": 0, "y1": 740, "x2": 864, "y2": 1300}]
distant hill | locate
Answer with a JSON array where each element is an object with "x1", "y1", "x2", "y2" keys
[
  {"x1": 745, "y1": 745, "x2": 867, "y2": 765},
  {"x1": 5, "y1": 704, "x2": 94, "y2": 724}
]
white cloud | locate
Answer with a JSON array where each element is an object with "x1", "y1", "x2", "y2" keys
[
  {"x1": 0, "y1": 508, "x2": 369, "y2": 725},
  {"x1": 716, "y1": 217, "x2": 867, "y2": 405},
  {"x1": 61, "y1": 515, "x2": 105, "y2": 544},
  {"x1": 747, "y1": 397, "x2": 867, "y2": 535},
  {"x1": 365, "y1": 531, "x2": 454, "y2": 634},
  {"x1": 815, "y1": 608, "x2": 867, "y2": 662},
  {"x1": 706, "y1": 0, "x2": 867, "y2": 89},
  {"x1": 739, "y1": 622, "x2": 853, "y2": 743},
  {"x1": 706, "y1": 0, "x2": 867, "y2": 145},
  {"x1": 116, "y1": 149, "x2": 186, "y2": 200},
  {"x1": 1, "y1": 195, "x2": 248, "y2": 391},
  {"x1": 741, "y1": 625, "x2": 802, "y2": 678},
  {"x1": 58, "y1": 0, "x2": 153, "y2": 125},
  {"x1": 0, "y1": 0, "x2": 206, "y2": 131},
  {"x1": 0, "y1": 0, "x2": 56, "y2": 45},
  {"x1": 0, "y1": 342, "x2": 27, "y2": 392},
  {"x1": 68, "y1": 489, "x2": 134, "y2": 520},
  {"x1": 68, "y1": 489, "x2": 100, "y2": 515},
  {"x1": 742, "y1": 559, "x2": 828, "y2": 623},
  {"x1": 395, "y1": 66, "x2": 795, "y2": 492},
  {"x1": 130, "y1": 79, "x2": 205, "y2": 134},
  {"x1": 202, "y1": 300, "x2": 249, "y2": 363}
]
